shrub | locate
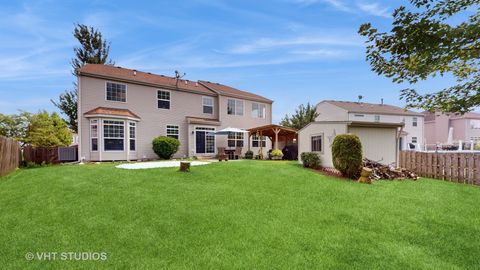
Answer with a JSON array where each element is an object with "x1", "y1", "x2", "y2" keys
[
  {"x1": 300, "y1": 152, "x2": 320, "y2": 169},
  {"x1": 475, "y1": 142, "x2": 480, "y2": 151},
  {"x1": 244, "y1": 150, "x2": 254, "y2": 159},
  {"x1": 152, "y1": 136, "x2": 180, "y2": 159},
  {"x1": 331, "y1": 134, "x2": 363, "y2": 179},
  {"x1": 271, "y1": 149, "x2": 283, "y2": 157}
]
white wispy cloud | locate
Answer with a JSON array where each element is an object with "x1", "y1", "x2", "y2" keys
[
  {"x1": 292, "y1": 0, "x2": 390, "y2": 18},
  {"x1": 228, "y1": 35, "x2": 361, "y2": 54},
  {"x1": 356, "y1": 2, "x2": 390, "y2": 18}
]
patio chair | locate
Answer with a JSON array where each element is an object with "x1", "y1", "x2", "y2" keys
[
  {"x1": 217, "y1": 147, "x2": 228, "y2": 161},
  {"x1": 234, "y1": 147, "x2": 242, "y2": 160}
]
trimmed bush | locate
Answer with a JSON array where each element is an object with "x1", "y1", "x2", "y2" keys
[
  {"x1": 331, "y1": 134, "x2": 363, "y2": 179},
  {"x1": 300, "y1": 152, "x2": 320, "y2": 169},
  {"x1": 244, "y1": 150, "x2": 254, "y2": 159},
  {"x1": 271, "y1": 149, "x2": 283, "y2": 157},
  {"x1": 152, "y1": 136, "x2": 180, "y2": 159}
]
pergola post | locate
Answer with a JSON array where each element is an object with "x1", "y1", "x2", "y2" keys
[
  {"x1": 273, "y1": 128, "x2": 281, "y2": 149},
  {"x1": 248, "y1": 132, "x2": 251, "y2": 151}
]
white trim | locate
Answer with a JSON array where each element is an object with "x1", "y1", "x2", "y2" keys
[
  {"x1": 105, "y1": 81, "x2": 127, "y2": 103},
  {"x1": 84, "y1": 114, "x2": 140, "y2": 121},
  {"x1": 202, "y1": 96, "x2": 214, "y2": 115},
  {"x1": 157, "y1": 89, "x2": 171, "y2": 110},
  {"x1": 77, "y1": 75, "x2": 82, "y2": 161}
]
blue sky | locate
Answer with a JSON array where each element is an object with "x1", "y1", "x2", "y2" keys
[{"x1": 0, "y1": 0, "x2": 460, "y2": 123}]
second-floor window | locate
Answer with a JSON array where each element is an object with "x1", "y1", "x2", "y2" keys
[
  {"x1": 158, "y1": 90, "x2": 170, "y2": 109},
  {"x1": 203, "y1": 97, "x2": 213, "y2": 114},
  {"x1": 228, "y1": 132, "x2": 244, "y2": 147},
  {"x1": 412, "y1": 117, "x2": 418, "y2": 127},
  {"x1": 374, "y1": 115, "x2": 380, "y2": 122},
  {"x1": 166, "y1": 125, "x2": 179, "y2": 140},
  {"x1": 252, "y1": 103, "x2": 266, "y2": 118},
  {"x1": 227, "y1": 99, "x2": 243, "y2": 116},
  {"x1": 106, "y1": 82, "x2": 126, "y2": 102},
  {"x1": 471, "y1": 120, "x2": 480, "y2": 129},
  {"x1": 411, "y1": 137, "x2": 418, "y2": 143}
]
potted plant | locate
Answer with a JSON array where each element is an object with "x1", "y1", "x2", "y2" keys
[{"x1": 271, "y1": 149, "x2": 283, "y2": 160}]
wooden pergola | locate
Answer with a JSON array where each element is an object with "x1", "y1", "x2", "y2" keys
[{"x1": 247, "y1": 124, "x2": 298, "y2": 155}]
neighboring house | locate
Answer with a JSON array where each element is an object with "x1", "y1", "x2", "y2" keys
[
  {"x1": 298, "y1": 100, "x2": 424, "y2": 167},
  {"x1": 77, "y1": 64, "x2": 272, "y2": 161},
  {"x1": 424, "y1": 112, "x2": 480, "y2": 145}
]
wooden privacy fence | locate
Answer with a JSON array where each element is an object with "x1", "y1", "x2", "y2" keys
[
  {"x1": 400, "y1": 151, "x2": 480, "y2": 185},
  {"x1": 0, "y1": 136, "x2": 21, "y2": 177},
  {"x1": 23, "y1": 145, "x2": 78, "y2": 164}
]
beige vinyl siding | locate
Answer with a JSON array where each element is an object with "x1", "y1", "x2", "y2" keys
[
  {"x1": 79, "y1": 76, "x2": 218, "y2": 160},
  {"x1": 348, "y1": 127, "x2": 397, "y2": 165},
  {"x1": 79, "y1": 75, "x2": 273, "y2": 161},
  {"x1": 298, "y1": 122, "x2": 347, "y2": 167}
]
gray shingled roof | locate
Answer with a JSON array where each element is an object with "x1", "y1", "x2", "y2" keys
[{"x1": 324, "y1": 100, "x2": 423, "y2": 116}]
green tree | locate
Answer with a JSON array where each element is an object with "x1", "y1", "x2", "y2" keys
[
  {"x1": 51, "y1": 24, "x2": 113, "y2": 132},
  {"x1": 25, "y1": 111, "x2": 72, "y2": 147},
  {"x1": 359, "y1": 0, "x2": 480, "y2": 114},
  {"x1": 0, "y1": 112, "x2": 32, "y2": 143},
  {"x1": 280, "y1": 103, "x2": 319, "y2": 130}
]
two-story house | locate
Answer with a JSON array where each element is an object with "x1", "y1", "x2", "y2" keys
[
  {"x1": 77, "y1": 64, "x2": 272, "y2": 161},
  {"x1": 424, "y1": 112, "x2": 480, "y2": 146},
  {"x1": 298, "y1": 100, "x2": 424, "y2": 166}
]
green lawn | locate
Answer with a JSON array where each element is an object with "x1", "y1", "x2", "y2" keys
[{"x1": 1, "y1": 161, "x2": 479, "y2": 269}]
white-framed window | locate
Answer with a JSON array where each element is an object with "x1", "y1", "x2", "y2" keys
[
  {"x1": 228, "y1": 132, "x2": 244, "y2": 147},
  {"x1": 374, "y1": 115, "x2": 380, "y2": 122},
  {"x1": 103, "y1": 120, "x2": 124, "y2": 151},
  {"x1": 166, "y1": 125, "x2": 179, "y2": 140},
  {"x1": 471, "y1": 120, "x2": 480, "y2": 129},
  {"x1": 129, "y1": 122, "x2": 136, "y2": 151},
  {"x1": 157, "y1": 90, "x2": 170, "y2": 109},
  {"x1": 252, "y1": 135, "x2": 266, "y2": 147},
  {"x1": 106, "y1": 82, "x2": 127, "y2": 102},
  {"x1": 227, "y1": 99, "x2": 244, "y2": 116},
  {"x1": 412, "y1": 117, "x2": 418, "y2": 127},
  {"x1": 354, "y1": 114, "x2": 364, "y2": 117},
  {"x1": 202, "y1": 97, "x2": 214, "y2": 114},
  {"x1": 411, "y1": 137, "x2": 418, "y2": 143},
  {"x1": 311, "y1": 134, "x2": 323, "y2": 152},
  {"x1": 252, "y1": 103, "x2": 266, "y2": 118},
  {"x1": 90, "y1": 120, "x2": 98, "y2": 151}
]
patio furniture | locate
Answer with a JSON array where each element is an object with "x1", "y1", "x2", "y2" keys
[
  {"x1": 217, "y1": 147, "x2": 228, "y2": 161},
  {"x1": 234, "y1": 147, "x2": 242, "y2": 159}
]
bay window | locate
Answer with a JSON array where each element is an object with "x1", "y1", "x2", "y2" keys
[
  {"x1": 129, "y1": 122, "x2": 136, "y2": 151},
  {"x1": 90, "y1": 120, "x2": 98, "y2": 151},
  {"x1": 103, "y1": 120, "x2": 125, "y2": 151}
]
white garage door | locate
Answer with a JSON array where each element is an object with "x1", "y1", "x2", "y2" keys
[{"x1": 348, "y1": 127, "x2": 397, "y2": 165}]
